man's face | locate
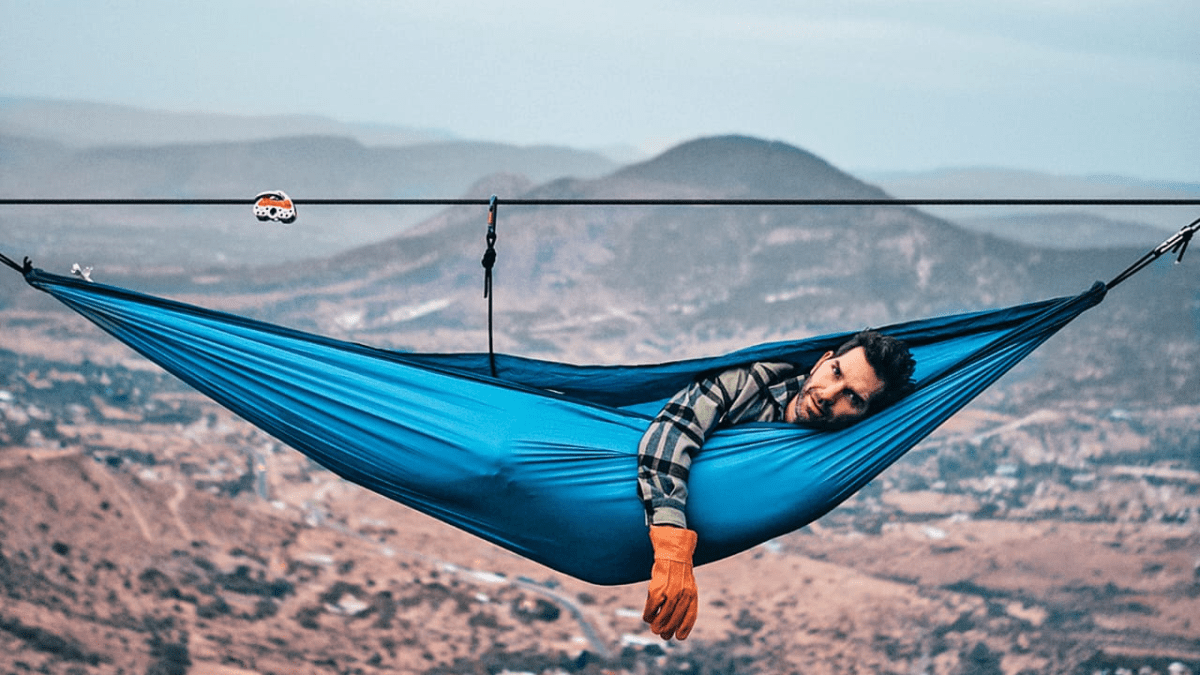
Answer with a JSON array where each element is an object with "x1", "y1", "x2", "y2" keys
[{"x1": 785, "y1": 347, "x2": 885, "y2": 429}]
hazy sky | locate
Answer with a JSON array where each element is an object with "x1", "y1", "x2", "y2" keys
[{"x1": 2, "y1": 1, "x2": 1197, "y2": 181}]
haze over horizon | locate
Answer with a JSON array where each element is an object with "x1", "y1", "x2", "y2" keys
[{"x1": 2, "y1": 1, "x2": 1197, "y2": 183}]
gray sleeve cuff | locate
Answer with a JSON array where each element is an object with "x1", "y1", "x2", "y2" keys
[{"x1": 649, "y1": 507, "x2": 688, "y2": 529}]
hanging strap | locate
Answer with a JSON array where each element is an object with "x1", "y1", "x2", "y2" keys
[
  {"x1": 1106, "y1": 216, "x2": 1199, "y2": 290},
  {"x1": 481, "y1": 195, "x2": 499, "y2": 377},
  {"x1": 0, "y1": 252, "x2": 30, "y2": 274}
]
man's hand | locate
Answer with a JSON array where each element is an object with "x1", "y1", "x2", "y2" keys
[{"x1": 642, "y1": 525, "x2": 699, "y2": 640}]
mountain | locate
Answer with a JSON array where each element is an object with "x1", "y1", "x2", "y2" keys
[
  {"x1": 244, "y1": 136, "x2": 1068, "y2": 332},
  {"x1": 606, "y1": 136, "x2": 889, "y2": 198},
  {"x1": 0, "y1": 134, "x2": 618, "y2": 201},
  {"x1": 0, "y1": 97, "x2": 454, "y2": 148}
]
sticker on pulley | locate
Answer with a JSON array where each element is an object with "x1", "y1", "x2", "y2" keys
[{"x1": 253, "y1": 191, "x2": 297, "y2": 224}]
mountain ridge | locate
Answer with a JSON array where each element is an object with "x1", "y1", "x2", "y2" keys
[
  {"x1": 607, "y1": 135, "x2": 889, "y2": 199},
  {"x1": 0, "y1": 96, "x2": 454, "y2": 149}
]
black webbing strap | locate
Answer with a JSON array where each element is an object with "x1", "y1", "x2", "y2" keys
[
  {"x1": 481, "y1": 196, "x2": 499, "y2": 377},
  {"x1": 0, "y1": 252, "x2": 30, "y2": 274},
  {"x1": 1106, "y1": 216, "x2": 1199, "y2": 290}
]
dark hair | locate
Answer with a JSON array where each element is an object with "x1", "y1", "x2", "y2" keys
[{"x1": 834, "y1": 329, "x2": 915, "y2": 411}]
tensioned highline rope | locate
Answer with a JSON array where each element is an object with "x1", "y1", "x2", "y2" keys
[{"x1": 2, "y1": 198, "x2": 1199, "y2": 206}]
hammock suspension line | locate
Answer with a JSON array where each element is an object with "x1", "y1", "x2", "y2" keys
[
  {"x1": 481, "y1": 195, "x2": 499, "y2": 377},
  {"x1": 1106, "y1": 216, "x2": 1199, "y2": 290}
]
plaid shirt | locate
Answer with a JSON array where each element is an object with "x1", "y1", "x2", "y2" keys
[{"x1": 637, "y1": 361, "x2": 806, "y2": 528}]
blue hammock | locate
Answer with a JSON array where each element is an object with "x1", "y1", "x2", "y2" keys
[{"x1": 19, "y1": 267, "x2": 1106, "y2": 585}]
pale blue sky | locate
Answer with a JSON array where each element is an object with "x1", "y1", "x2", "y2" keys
[{"x1": 2, "y1": 0, "x2": 1197, "y2": 181}]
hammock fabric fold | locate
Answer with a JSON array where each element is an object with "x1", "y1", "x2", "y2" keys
[{"x1": 20, "y1": 267, "x2": 1106, "y2": 585}]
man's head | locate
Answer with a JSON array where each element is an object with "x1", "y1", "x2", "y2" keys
[{"x1": 785, "y1": 330, "x2": 916, "y2": 429}]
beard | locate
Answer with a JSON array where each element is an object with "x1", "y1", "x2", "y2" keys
[{"x1": 791, "y1": 388, "x2": 858, "y2": 431}]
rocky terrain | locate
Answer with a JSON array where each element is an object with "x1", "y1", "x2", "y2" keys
[{"x1": 2, "y1": 135, "x2": 1198, "y2": 674}]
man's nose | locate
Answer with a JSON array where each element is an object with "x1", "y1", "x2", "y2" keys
[
  {"x1": 817, "y1": 384, "x2": 845, "y2": 409},
  {"x1": 814, "y1": 388, "x2": 835, "y2": 411}
]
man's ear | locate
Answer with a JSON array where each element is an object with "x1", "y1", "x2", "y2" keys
[{"x1": 809, "y1": 350, "x2": 834, "y2": 375}]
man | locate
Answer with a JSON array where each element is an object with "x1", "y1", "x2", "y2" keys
[{"x1": 637, "y1": 330, "x2": 916, "y2": 640}]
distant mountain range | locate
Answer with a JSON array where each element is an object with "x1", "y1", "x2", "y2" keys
[
  {"x1": 0, "y1": 101, "x2": 622, "y2": 267},
  {"x1": 3, "y1": 98, "x2": 1196, "y2": 273},
  {"x1": 0, "y1": 96, "x2": 647, "y2": 163},
  {"x1": 0, "y1": 96, "x2": 455, "y2": 148},
  {"x1": 862, "y1": 167, "x2": 1200, "y2": 234}
]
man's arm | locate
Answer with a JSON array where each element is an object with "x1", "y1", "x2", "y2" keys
[
  {"x1": 637, "y1": 363, "x2": 790, "y2": 641},
  {"x1": 637, "y1": 362, "x2": 789, "y2": 527},
  {"x1": 637, "y1": 374, "x2": 729, "y2": 528},
  {"x1": 636, "y1": 372, "x2": 730, "y2": 642}
]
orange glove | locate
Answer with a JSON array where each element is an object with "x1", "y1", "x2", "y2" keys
[{"x1": 642, "y1": 525, "x2": 699, "y2": 640}]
